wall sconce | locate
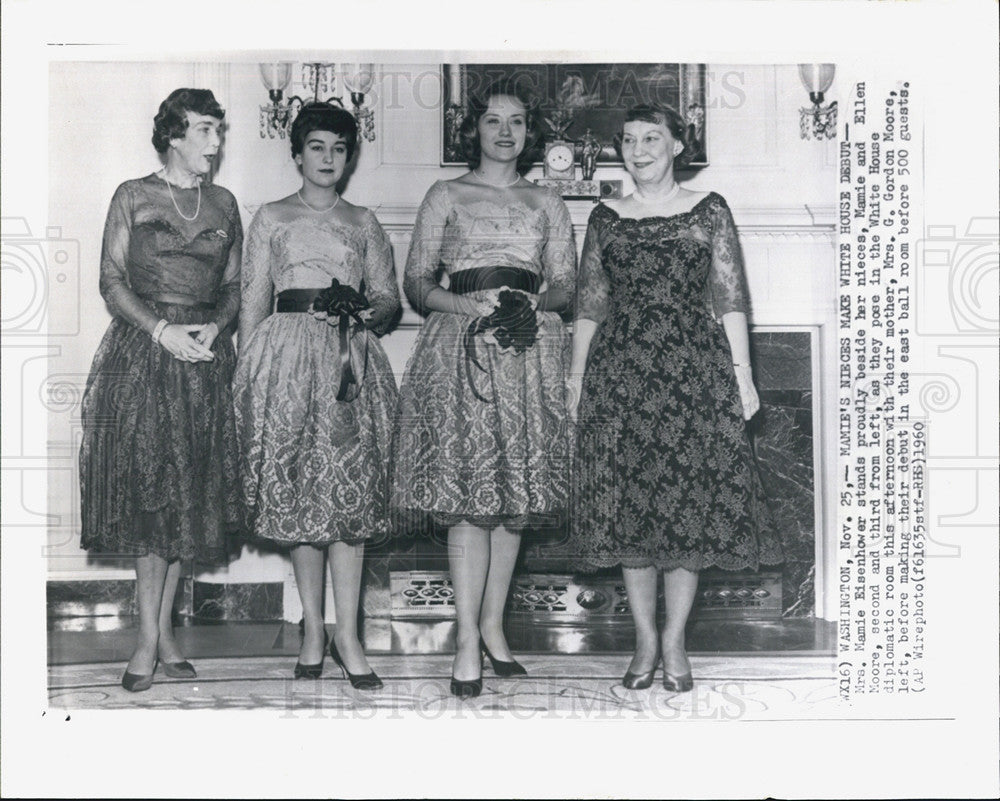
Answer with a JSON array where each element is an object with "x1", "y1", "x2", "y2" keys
[
  {"x1": 259, "y1": 62, "x2": 377, "y2": 141},
  {"x1": 342, "y1": 64, "x2": 376, "y2": 142},
  {"x1": 798, "y1": 64, "x2": 837, "y2": 140}
]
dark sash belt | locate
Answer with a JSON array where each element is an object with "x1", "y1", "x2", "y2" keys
[
  {"x1": 450, "y1": 267, "x2": 541, "y2": 404},
  {"x1": 140, "y1": 292, "x2": 216, "y2": 310},
  {"x1": 449, "y1": 266, "x2": 541, "y2": 296},
  {"x1": 274, "y1": 288, "x2": 368, "y2": 403}
]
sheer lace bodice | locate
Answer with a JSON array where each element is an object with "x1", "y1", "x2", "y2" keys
[
  {"x1": 576, "y1": 192, "x2": 750, "y2": 325},
  {"x1": 99, "y1": 174, "x2": 243, "y2": 332},
  {"x1": 403, "y1": 180, "x2": 576, "y2": 313},
  {"x1": 239, "y1": 204, "x2": 400, "y2": 343}
]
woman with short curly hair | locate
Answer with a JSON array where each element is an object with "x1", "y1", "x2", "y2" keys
[
  {"x1": 79, "y1": 88, "x2": 242, "y2": 692},
  {"x1": 569, "y1": 103, "x2": 782, "y2": 693}
]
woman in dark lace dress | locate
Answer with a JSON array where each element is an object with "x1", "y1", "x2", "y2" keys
[
  {"x1": 79, "y1": 89, "x2": 242, "y2": 691},
  {"x1": 234, "y1": 104, "x2": 399, "y2": 688},
  {"x1": 392, "y1": 84, "x2": 576, "y2": 697},
  {"x1": 568, "y1": 104, "x2": 781, "y2": 693}
]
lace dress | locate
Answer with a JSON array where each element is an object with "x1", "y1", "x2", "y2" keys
[
  {"x1": 79, "y1": 174, "x2": 243, "y2": 562},
  {"x1": 571, "y1": 193, "x2": 781, "y2": 571},
  {"x1": 392, "y1": 181, "x2": 576, "y2": 530},
  {"x1": 233, "y1": 204, "x2": 400, "y2": 545}
]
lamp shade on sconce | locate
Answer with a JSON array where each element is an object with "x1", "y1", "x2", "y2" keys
[
  {"x1": 342, "y1": 63, "x2": 375, "y2": 96},
  {"x1": 259, "y1": 62, "x2": 292, "y2": 99},
  {"x1": 798, "y1": 64, "x2": 836, "y2": 104}
]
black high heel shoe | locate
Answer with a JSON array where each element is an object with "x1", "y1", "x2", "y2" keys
[
  {"x1": 293, "y1": 629, "x2": 329, "y2": 680},
  {"x1": 329, "y1": 638, "x2": 383, "y2": 690},
  {"x1": 121, "y1": 659, "x2": 158, "y2": 693},
  {"x1": 451, "y1": 649, "x2": 484, "y2": 698},
  {"x1": 449, "y1": 674, "x2": 483, "y2": 699},
  {"x1": 480, "y1": 637, "x2": 527, "y2": 677}
]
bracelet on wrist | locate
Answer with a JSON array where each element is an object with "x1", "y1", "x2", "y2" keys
[{"x1": 151, "y1": 319, "x2": 168, "y2": 344}]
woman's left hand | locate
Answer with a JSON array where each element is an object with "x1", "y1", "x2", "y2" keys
[
  {"x1": 191, "y1": 322, "x2": 219, "y2": 350},
  {"x1": 733, "y1": 364, "x2": 760, "y2": 420}
]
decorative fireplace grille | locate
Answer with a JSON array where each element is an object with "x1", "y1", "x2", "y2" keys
[{"x1": 390, "y1": 571, "x2": 782, "y2": 622}]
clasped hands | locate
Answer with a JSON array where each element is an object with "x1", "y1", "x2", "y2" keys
[
  {"x1": 312, "y1": 308, "x2": 376, "y2": 326},
  {"x1": 158, "y1": 322, "x2": 219, "y2": 362},
  {"x1": 461, "y1": 286, "x2": 537, "y2": 318}
]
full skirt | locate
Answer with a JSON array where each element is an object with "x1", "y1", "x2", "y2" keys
[
  {"x1": 234, "y1": 313, "x2": 398, "y2": 545},
  {"x1": 79, "y1": 302, "x2": 240, "y2": 562},
  {"x1": 392, "y1": 309, "x2": 570, "y2": 531}
]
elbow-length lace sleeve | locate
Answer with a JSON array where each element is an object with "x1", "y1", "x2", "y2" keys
[
  {"x1": 99, "y1": 181, "x2": 160, "y2": 334},
  {"x1": 708, "y1": 195, "x2": 750, "y2": 319},
  {"x1": 361, "y1": 210, "x2": 401, "y2": 336},
  {"x1": 210, "y1": 191, "x2": 243, "y2": 333},
  {"x1": 403, "y1": 181, "x2": 450, "y2": 314},
  {"x1": 575, "y1": 206, "x2": 610, "y2": 324},
  {"x1": 237, "y1": 205, "x2": 274, "y2": 348},
  {"x1": 540, "y1": 191, "x2": 577, "y2": 313}
]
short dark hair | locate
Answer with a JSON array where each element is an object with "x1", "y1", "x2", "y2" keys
[
  {"x1": 290, "y1": 102, "x2": 359, "y2": 161},
  {"x1": 616, "y1": 103, "x2": 692, "y2": 169},
  {"x1": 457, "y1": 79, "x2": 544, "y2": 172},
  {"x1": 151, "y1": 89, "x2": 225, "y2": 153}
]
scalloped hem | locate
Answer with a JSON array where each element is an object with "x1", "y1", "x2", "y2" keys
[
  {"x1": 395, "y1": 507, "x2": 566, "y2": 533},
  {"x1": 245, "y1": 529, "x2": 380, "y2": 549}
]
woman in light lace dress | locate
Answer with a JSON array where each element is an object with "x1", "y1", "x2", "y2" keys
[
  {"x1": 392, "y1": 82, "x2": 576, "y2": 698},
  {"x1": 234, "y1": 103, "x2": 400, "y2": 689}
]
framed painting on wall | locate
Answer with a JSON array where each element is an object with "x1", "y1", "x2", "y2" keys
[{"x1": 441, "y1": 63, "x2": 708, "y2": 168}]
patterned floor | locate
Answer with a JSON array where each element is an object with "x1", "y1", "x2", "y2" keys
[{"x1": 49, "y1": 653, "x2": 837, "y2": 718}]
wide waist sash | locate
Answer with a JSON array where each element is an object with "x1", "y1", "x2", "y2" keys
[
  {"x1": 275, "y1": 288, "x2": 325, "y2": 313},
  {"x1": 448, "y1": 266, "x2": 541, "y2": 295},
  {"x1": 274, "y1": 288, "x2": 367, "y2": 403}
]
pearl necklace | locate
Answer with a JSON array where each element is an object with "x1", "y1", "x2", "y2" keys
[
  {"x1": 161, "y1": 171, "x2": 201, "y2": 221},
  {"x1": 472, "y1": 169, "x2": 520, "y2": 188},
  {"x1": 297, "y1": 190, "x2": 341, "y2": 213},
  {"x1": 633, "y1": 181, "x2": 681, "y2": 205}
]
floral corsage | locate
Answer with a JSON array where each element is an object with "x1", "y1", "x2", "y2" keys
[{"x1": 462, "y1": 289, "x2": 539, "y2": 402}]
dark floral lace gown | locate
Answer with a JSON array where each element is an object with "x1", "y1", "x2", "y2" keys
[
  {"x1": 233, "y1": 205, "x2": 400, "y2": 545},
  {"x1": 392, "y1": 181, "x2": 576, "y2": 530},
  {"x1": 79, "y1": 175, "x2": 243, "y2": 562},
  {"x1": 572, "y1": 193, "x2": 781, "y2": 571}
]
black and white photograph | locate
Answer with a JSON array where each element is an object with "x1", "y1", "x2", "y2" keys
[{"x1": 2, "y1": 1, "x2": 998, "y2": 799}]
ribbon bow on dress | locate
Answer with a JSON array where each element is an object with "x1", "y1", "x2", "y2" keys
[{"x1": 312, "y1": 278, "x2": 371, "y2": 402}]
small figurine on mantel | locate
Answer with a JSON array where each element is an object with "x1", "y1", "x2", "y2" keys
[{"x1": 580, "y1": 129, "x2": 600, "y2": 181}]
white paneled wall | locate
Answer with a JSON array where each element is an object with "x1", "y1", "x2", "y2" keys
[{"x1": 46, "y1": 61, "x2": 838, "y2": 616}]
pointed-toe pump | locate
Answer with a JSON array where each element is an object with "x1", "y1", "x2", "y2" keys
[
  {"x1": 622, "y1": 666, "x2": 657, "y2": 690},
  {"x1": 160, "y1": 660, "x2": 197, "y2": 679},
  {"x1": 293, "y1": 629, "x2": 329, "y2": 679},
  {"x1": 449, "y1": 675, "x2": 483, "y2": 699},
  {"x1": 480, "y1": 638, "x2": 527, "y2": 677},
  {"x1": 329, "y1": 638, "x2": 383, "y2": 690},
  {"x1": 662, "y1": 671, "x2": 694, "y2": 693},
  {"x1": 121, "y1": 659, "x2": 158, "y2": 693}
]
